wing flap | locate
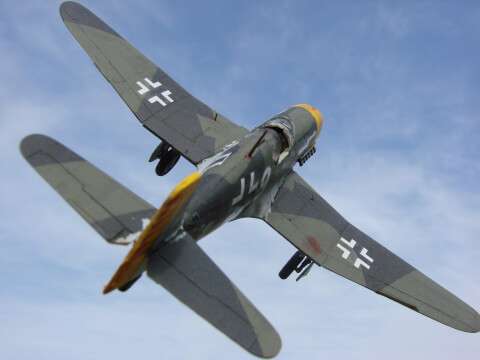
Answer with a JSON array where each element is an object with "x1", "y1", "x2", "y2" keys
[
  {"x1": 20, "y1": 134, "x2": 155, "y2": 245},
  {"x1": 264, "y1": 171, "x2": 480, "y2": 332},
  {"x1": 147, "y1": 233, "x2": 281, "y2": 358},
  {"x1": 60, "y1": 2, "x2": 248, "y2": 164}
]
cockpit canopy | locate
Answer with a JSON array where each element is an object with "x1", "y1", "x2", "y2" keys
[
  {"x1": 262, "y1": 117, "x2": 295, "y2": 153},
  {"x1": 259, "y1": 104, "x2": 322, "y2": 164}
]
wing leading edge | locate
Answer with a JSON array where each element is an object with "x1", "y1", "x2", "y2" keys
[
  {"x1": 264, "y1": 171, "x2": 480, "y2": 333},
  {"x1": 60, "y1": 2, "x2": 248, "y2": 164}
]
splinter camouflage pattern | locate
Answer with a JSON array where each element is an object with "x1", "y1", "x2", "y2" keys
[{"x1": 20, "y1": 2, "x2": 479, "y2": 359}]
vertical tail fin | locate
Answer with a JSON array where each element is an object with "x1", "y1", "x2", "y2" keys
[{"x1": 103, "y1": 172, "x2": 201, "y2": 294}]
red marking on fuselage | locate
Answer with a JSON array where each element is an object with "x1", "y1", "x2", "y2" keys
[{"x1": 307, "y1": 236, "x2": 322, "y2": 254}]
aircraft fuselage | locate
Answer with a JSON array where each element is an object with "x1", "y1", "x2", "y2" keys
[{"x1": 180, "y1": 105, "x2": 322, "y2": 242}]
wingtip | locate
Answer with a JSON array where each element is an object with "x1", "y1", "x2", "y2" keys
[
  {"x1": 467, "y1": 309, "x2": 480, "y2": 333},
  {"x1": 20, "y1": 134, "x2": 50, "y2": 159},
  {"x1": 59, "y1": 1, "x2": 80, "y2": 20},
  {"x1": 249, "y1": 331, "x2": 282, "y2": 359},
  {"x1": 448, "y1": 296, "x2": 480, "y2": 333},
  {"x1": 59, "y1": 1, "x2": 121, "y2": 38}
]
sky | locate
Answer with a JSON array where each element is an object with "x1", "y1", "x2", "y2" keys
[{"x1": 1, "y1": 0, "x2": 480, "y2": 359}]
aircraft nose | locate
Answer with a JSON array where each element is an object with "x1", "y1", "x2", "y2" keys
[{"x1": 294, "y1": 104, "x2": 323, "y2": 137}]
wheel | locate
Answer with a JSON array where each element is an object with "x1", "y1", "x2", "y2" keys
[
  {"x1": 155, "y1": 149, "x2": 180, "y2": 176},
  {"x1": 279, "y1": 251, "x2": 305, "y2": 279},
  {"x1": 149, "y1": 141, "x2": 169, "y2": 162}
]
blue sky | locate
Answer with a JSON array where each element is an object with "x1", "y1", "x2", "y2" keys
[{"x1": 1, "y1": 1, "x2": 479, "y2": 359}]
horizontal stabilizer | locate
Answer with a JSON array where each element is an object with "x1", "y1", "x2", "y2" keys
[
  {"x1": 103, "y1": 172, "x2": 201, "y2": 294},
  {"x1": 60, "y1": 1, "x2": 248, "y2": 164},
  {"x1": 147, "y1": 233, "x2": 281, "y2": 358},
  {"x1": 20, "y1": 134, "x2": 156, "y2": 245}
]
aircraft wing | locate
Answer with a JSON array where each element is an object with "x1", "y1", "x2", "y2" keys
[
  {"x1": 264, "y1": 171, "x2": 480, "y2": 333},
  {"x1": 147, "y1": 232, "x2": 281, "y2": 358},
  {"x1": 20, "y1": 134, "x2": 155, "y2": 245},
  {"x1": 60, "y1": 2, "x2": 248, "y2": 164}
]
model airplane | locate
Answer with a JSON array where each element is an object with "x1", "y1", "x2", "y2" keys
[{"x1": 20, "y1": 2, "x2": 479, "y2": 358}]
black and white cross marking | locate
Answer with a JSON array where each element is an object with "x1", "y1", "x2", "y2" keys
[
  {"x1": 336, "y1": 237, "x2": 374, "y2": 270},
  {"x1": 136, "y1": 77, "x2": 174, "y2": 107}
]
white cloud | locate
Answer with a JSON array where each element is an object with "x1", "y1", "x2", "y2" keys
[{"x1": 1, "y1": 1, "x2": 479, "y2": 360}]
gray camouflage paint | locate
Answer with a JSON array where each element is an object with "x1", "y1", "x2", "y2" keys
[
  {"x1": 20, "y1": 2, "x2": 480, "y2": 359},
  {"x1": 264, "y1": 173, "x2": 480, "y2": 332},
  {"x1": 60, "y1": 1, "x2": 248, "y2": 164},
  {"x1": 180, "y1": 106, "x2": 319, "y2": 242},
  {"x1": 20, "y1": 131, "x2": 283, "y2": 358},
  {"x1": 20, "y1": 134, "x2": 156, "y2": 244},
  {"x1": 147, "y1": 233, "x2": 281, "y2": 358}
]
